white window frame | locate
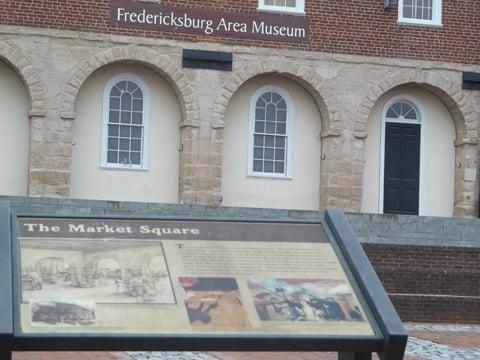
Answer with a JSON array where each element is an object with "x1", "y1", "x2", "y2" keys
[
  {"x1": 379, "y1": 95, "x2": 427, "y2": 216},
  {"x1": 101, "y1": 73, "x2": 151, "y2": 170},
  {"x1": 247, "y1": 85, "x2": 294, "y2": 179},
  {"x1": 398, "y1": 0, "x2": 442, "y2": 26},
  {"x1": 257, "y1": 0, "x2": 305, "y2": 15}
]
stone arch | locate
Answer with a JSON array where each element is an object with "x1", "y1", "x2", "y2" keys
[
  {"x1": 357, "y1": 70, "x2": 476, "y2": 141},
  {"x1": 0, "y1": 42, "x2": 47, "y2": 117},
  {"x1": 58, "y1": 45, "x2": 200, "y2": 202},
  {"x1": 358, "y1": 70, "x2": 479, "y2": 217},
  {"x1": 205, "y1": 58, "x2": 342, "y2": 209},
  {"x1": 60, "y1": 45, "x2": 199, "y2": 127},
  {"x1": 212, "y1": 59, "x2": 339, "y2": 136}
]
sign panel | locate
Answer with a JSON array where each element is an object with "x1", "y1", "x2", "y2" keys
[
  {"x1": 16, "y1": 218, "x2": 373, "y2": 336},
  {"x1": 110, "y1": 0, "x2": 309, "y2": 43}
]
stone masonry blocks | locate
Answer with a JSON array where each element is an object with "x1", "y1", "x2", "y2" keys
[{"x1": 0, "y1": 42, "x2": 47, "y2": 116}]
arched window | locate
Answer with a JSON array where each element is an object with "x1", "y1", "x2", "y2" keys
[
  {"x1": 385, "y1": 99, "x2": 419, "y2": 121},
  {"x1": 101, "y1": 74, "x2": 150, "y2": 169},
  {"x1": 248, "y1": 86, "x2": 293, "y2": 178}
]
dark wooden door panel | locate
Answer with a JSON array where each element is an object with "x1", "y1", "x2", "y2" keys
[{"x1": 384, "y1": 122, "x2": 420, "y2": 215}]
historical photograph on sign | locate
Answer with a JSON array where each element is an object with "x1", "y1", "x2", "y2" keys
[
  {"x1": 179, "y1": 277, "x2": 250, "y2": 329},
  {"x1": 30, "y1": 300, "x2": 96, "y2": 327},
  {"x1": 248, "y1": 278, "x2": 365, "y2": 322},
  {"x1": 21, "y1": 239, "x2": 176, "y2": 305}
]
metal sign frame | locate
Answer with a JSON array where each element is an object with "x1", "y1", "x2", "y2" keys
[{"x1": 0, "y1": 202, "x2": 407, "y2": 360}]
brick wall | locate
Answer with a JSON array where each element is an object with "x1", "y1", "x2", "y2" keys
[
  {"x1": 363, "y1": 244, "x2": 480, "y2": 323},
  {"x1": 1, "y1": 0, "x2": 479, "y2": 64},
  {"x1": 3, "y1": 196, "x2": 480, "y2": 324}
]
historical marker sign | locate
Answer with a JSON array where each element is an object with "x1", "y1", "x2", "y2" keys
[
  {"x1": 17, "y1": 219, "x2": 372, "y2": 336},
  {"x1": 0, "y1": 203, "x2": 408, "y2": 359},
  {"x1": 110, "y1": 0, "x2": 309, "y2": 43}
]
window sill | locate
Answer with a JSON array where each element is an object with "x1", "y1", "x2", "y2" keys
[
  {"x1": 257, "y1": 7, "x2": 305, "y2": 16},
  {"x1": 247, "y1": 172, "x2": 293, "y2": 180},
  {"x1": 100, "y1": 164, "x2": 149, "y2": 172},
  {"x1": 397, "y1": 20, "x2": 443, "y2": 28}
]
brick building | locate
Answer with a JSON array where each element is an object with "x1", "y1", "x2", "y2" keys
[{"x1": 0, "y1": 0, "x2": 479, "y2": 216}]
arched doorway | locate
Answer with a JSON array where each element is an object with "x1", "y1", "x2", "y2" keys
[
  {"x1": 380, "y1": 95, "x2": 425, "y2": 215},
  {"x1": 362, "y1": 86, "x2": 456, "y2": 216}
]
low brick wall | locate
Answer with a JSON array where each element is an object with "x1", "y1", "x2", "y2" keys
[
  {"x1": 348, "y1": 213, "x2": 480, "y2": 324},
  {"x1": 2, "y1": 196, "x2": 479, "y2": 324}
]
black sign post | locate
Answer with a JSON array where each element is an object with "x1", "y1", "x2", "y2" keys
[{"x1": 0, "y1": 202, "x2": 407, "y2": 360}]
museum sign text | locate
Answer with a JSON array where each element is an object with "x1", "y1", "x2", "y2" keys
[{"x1": 110, "y1": 0, "x2": 309, "y2": 43}]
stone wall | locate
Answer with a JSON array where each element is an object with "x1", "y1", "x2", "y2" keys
[{"x1": 0, "y1": 25, "x2": 479, "y2": 216}]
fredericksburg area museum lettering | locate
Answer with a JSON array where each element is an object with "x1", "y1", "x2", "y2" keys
[{"x1": 111, "y1": 0, "x2": 308, "y2": 42}]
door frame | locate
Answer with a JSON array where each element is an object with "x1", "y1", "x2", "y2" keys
[{"x1": 379, "y1": 94, "x2": 427, "y2": 216}]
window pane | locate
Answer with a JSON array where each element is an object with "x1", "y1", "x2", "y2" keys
[
  {"x1": 255, "y1": 108, "x2": 265, "y2": 120},
  {"x1": 253, "y1": 160, "x2": 263, "y2": 172},
  {"x1": 107, "y1": 151, "x2": 117, "y2": 163},
  {"x1": 275, "y1": 137, "x2": 285, "y2": 148},
  {"x1": 127, "y1": 81, "x2": 137, "y2": 92},
  {"x1": 265, "y1": 136, "x2": 274, "y2": 147},
  {"x1": 120, "y1": 126, "x2": 130, "y2": 137},
  {"x1": 108, "y1": 137, "x2": 118, "y2": 150},
  {"x1": 272, "y1": 92, "x2": 281, "y2": 103},
  {"x1": 277, "y1": 122, "x2": 286, "y2": 135},
  {"x1": 131, "y1": 127, "x2": 142, "y2": 139},
  {"x1": 109, "y1": 110, "x2": 120, "y2": 123},
  {"x1": 265, "y1": 148, "x2": 274, "y2": 160},
  {"x1": 254, "y1": 147, "x2": 263, "y2": 159},
  {"x1": 254, "y1": 135, "x2": 264, "y2": 146},
  {"x1": 110, "y1": 97, "x2": 120, "y2": 110},
  {"x1": 255, "y1": 121, "x2": 265, "y2": 133},
  {"x1": 130, "y1": 152, "x2": 141, "y2": 165},
  {"x1": 275, "y1": 161, "x2": 285, "y2": 174},
  {"x1": 119, "y1": 139, "x2": 129, "y2": 151},
  {"x1": 132, "y1": 88, "x2": 143, "y2": 99},
  {"x1": 277, "y1": 110, "x2": 287, "y2": 122},
  {"x1": 121, "y1": 93, "x2": 132, "y2": 111},
  {"x1": 133, "y1": 99, "x2": 143, "y2": 112},
  {"x1": 132, "y1": 112, "x2": 142, "y2": 125},
  {"x1": 277, "y1": 100, "x2": 287, "y2": 110},
  {"x1": 121, "y1": 111, "x2": 131, "y2": 124},
  {"x1": 404, "y1": 108, "x2": 417, "y2": 120},
  {"x1": 119, "y1": 152, "x2": 129, "y2": 164},
  {"x1": 110, "y1": 86, "x2": 121, "y2": 97},
  {"x1": 285, "y1": 0, "x2": 296, "y2": 7},
  {"x1": 264, "y1": 161, "x2": 274, "y2": 173},
  {"x1": 131, "y1": 139, "x2": 141, "y2": 152},
  {"x1": 266, "y1": 103, "x2": 276, "y2": 121},
  {"x1": 262, "y1": 92, "x2": 272, "y2": 103},
  {"x1": 386, "y1": 108, "x2": 397, "y2": 118},
  {"x1": 403, "y1": 6, "x2": 413, "y2": 18},
  {"x1": 392, "y1": 103, "x2": 402, "y2": 116},
  {"x1": 256, "y1": 97, "x2": 266, "y2": 108},
  {"x1": 116, "y1": 81, "x2": 127, "y2": 91},
  {"x1": 266, "y1": 121, "x2": 275, "y2": 134},
  {"x1": 108, "y1": 125, "x2": 119, "y2": 137},
  {"x1": 275, "y1": 149, "x2": 285, "y2": 161}
]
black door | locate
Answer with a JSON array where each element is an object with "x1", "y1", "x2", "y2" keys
[{"x1": 383, "y1": 122, "x2": 421, "y2": 215}]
